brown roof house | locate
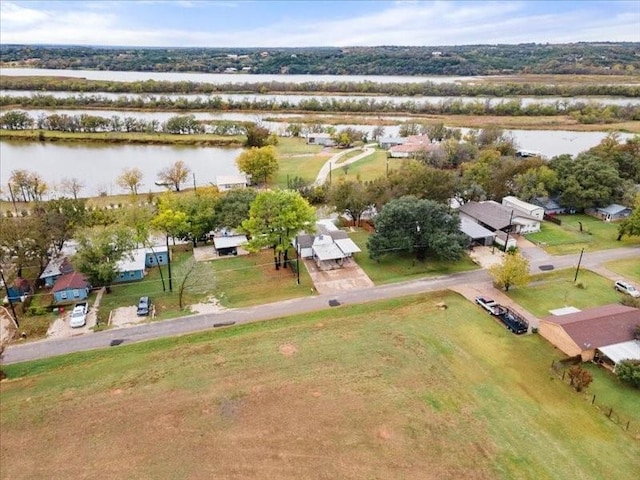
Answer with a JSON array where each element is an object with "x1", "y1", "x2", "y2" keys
[
  {"x1": 539, "y1": 304, "x2": 640, "y2": 361},
  {"x1": 51, "y1": 272, "x2": 90, "y2": 304}
]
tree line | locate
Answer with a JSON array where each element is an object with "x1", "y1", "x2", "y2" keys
[
  {"x1": 3, "y1": 94, "x2": 639, "y2": 123},
  {"x1": 2, "y1": 43, "x2": 639, "y2": 76},
  {"x1": 2, "y1": 76, "x2": 639, "y2": 98}
]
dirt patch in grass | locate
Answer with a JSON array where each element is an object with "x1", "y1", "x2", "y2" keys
[{"x1": 278, "y1": 343, "x2": 298, "y2": 356}]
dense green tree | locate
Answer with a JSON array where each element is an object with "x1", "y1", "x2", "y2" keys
[
  {"x1": 616, "y1": 359, "x2": 640, "y2": 389},
  {"x1": 212, "y1": 188, "x2": 258, "y2": 230},
  {"x1": 75, "y1": 226, "x2": 136, "y2": 287},
  {"x1": 367, "y1": 196, "x2": 466, "y2": 262},
  {"x1": 513, "y1": 165, "x2": 559, "y2": 202},
  {"x1": 236, "y1": 146, "x2": 279, "y2": 185},
  {"x1": 330, "y1": 179, "x2": 372, "y2": 227},
  {"x1": 0, "y1": 110, "x2": 33, "y2": 130},
  {"x1": 489, "y1": 251, "x2": 530, "y2": 292},
  {"x1": 617, "y1": 194, "x2": 640, "y2": 240},
  {"x1": 244, "y1": 123, "x2": 271, "y2": 147},
  {"x1": 241, "y1": 189, "x2": 316, "y2": 270}
]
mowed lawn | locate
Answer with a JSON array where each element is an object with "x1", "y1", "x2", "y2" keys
[
  {"x1": 332, "y1": 149, "x2": 389, "y2": 182},
  {"x1": 1, "y1": 293, "x2": 638, "y2": 479},
  {"x1": 210, "y1": 249, "x2": 315, "y2": 307},
  {"x1": 605, "y1": 258, "x2": 640, "y2": 283},
  {"x1": 526, "y1": 214, "x2": 640, "y2": 255},
  {"x1": 350, "y1": 229, "x2": 479, "y2": 284},
  {"x1": 507, "y1": 270, "x2": 622, "y2": 317}
]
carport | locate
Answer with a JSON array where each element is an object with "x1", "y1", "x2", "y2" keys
[
  {"x1": 213, "y1": 235, "x2": 247, "y2": 256},
  {"x1": 459, "y1": 217, "x2": 496, "y2": 246}
]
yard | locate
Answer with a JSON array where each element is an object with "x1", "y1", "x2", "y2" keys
[
  {"x1": 332, "y1": 148, "x2": 390, "y2": 182},
  {"x1": 350, "y1": 229, "x2": 479, "y2": 284},
  {"x1": 2, "y1": 293, "x2": 638, "y2": 479},
  {"x1": 506, "y1": 269, "x2": 623, "y2": 317},
  {"x1": 605, "y1": 258, "x2": 640, "y2": 283},
  {"x1": 526, "y1": 214, "x2": 640, "y2": 255},
  {"x1": 209, "y1": 248, "x2": 315, "y2": 307}
]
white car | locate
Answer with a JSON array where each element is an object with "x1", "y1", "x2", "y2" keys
[
  {"x1": 614, "y1": 281, "x2": 640, "y2": 298},
  {"x1": 69, "y1": 302, "x2": 88, "y2": 328}
]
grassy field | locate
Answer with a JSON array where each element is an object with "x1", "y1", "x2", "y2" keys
[
  {"x1": 507, "y1": 269, "x2": 622, "y2": 317},
  {"x1": 605, "y1": 258, "x2": 640, "y2": 282},
  {"x1": 0, "y1": 129, "x2": 245, "y2": 146},
  {"x1": 1, "y1": 292, "x2": 638, "y2": 479},
  {"x1": 333, "y1": 149, "x2": 390, "y2": 182},
  {"x1": 526, "y1": 214, "x2": 640, "y2": 255},
  {"x1": 350, "y1": 229, "x2": 479, "y2": 284},
  {"x1": 209, "y1": 248, "x2": 315, "y2": 307}
]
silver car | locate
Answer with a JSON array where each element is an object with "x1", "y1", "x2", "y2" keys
[{"x1": 614, "y1": 281, "x2": 640, "y2": 298}]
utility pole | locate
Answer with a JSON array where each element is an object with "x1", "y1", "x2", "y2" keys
[
  {"x1": 574, "y1": 248, "x2": 585, "y2": 283},
  {"x1": 503, "y1": 210, "x2": 515, "y2": 252},
  {"x1": 166, "y1": 234, "x2": 173, "y2": 292},
  {"x1": 192, "y1": 172, "x2": 197, "y2": 192},
  {"x1": 0, "y1": 269, "x2": 19, "y2": 327},
  {"x1": 296, "y1": 244, "x2": 300, "y2": 285}
]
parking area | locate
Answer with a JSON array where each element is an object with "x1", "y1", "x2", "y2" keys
[
  {"x1": 47, "y1": 306, "x2": 97, "y2": 339},
  {"x1": 109, "y1": 306, "x2": 152, "y2": 327},
  {"x1": 193, "y1": 245, "x2": 249, "y2": 262},
  {"x1": 303, "y1": 257, "x2": 374, "y2": 295}
]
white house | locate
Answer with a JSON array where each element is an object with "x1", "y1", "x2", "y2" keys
[
  {"x1": 215, "y1": 175, "x2": 248, "y2": 192},
  {"x1": 306, "y1": 133, "x2": 335, "y2": 147},
  {"x1": 501, "y1": 196, "x2": 545, "y2": 221}
]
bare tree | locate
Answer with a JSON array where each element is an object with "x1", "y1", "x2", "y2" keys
[
  {"x1": 60, "y1": 177, "x2": 84, "y2": 200},
  {"x1": 157, "y1": 160, "x2": 190, "y2": 192},
  {"x1": 117, "y1": 167, "x2": 144, "y2": 195}
]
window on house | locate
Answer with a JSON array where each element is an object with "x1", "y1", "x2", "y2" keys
[
  {"x1": 130, "y1": 271, "x2": 136, "y2": 278},
  {"x1": 158, "y1": 255, "x2": 164, "y2": 262},
  {"x1": 73, "y1": 289, "x2": 79, "y2": 298},
  {"x1": 60, "y1": 291, "x2": 67, "y2": 299}
]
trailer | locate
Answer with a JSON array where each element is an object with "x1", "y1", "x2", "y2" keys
[{"x1": 496, "y1": 308, "x2": 529, "y2": 335}]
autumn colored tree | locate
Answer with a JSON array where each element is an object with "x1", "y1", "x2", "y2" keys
[
  {"x1": 490, "y1": 251, "x2": 530, "y2": 292},
  {"x1": 117, "y1": 167, "x2": 144, "y2": 195},
  {"x1": 236, "y1": 146, "x2": 279, "y2": 186},
  {"x1": 567, "y1": 366, "x2": 593, "y2": 392},
  {"x1": 157, "y1": 160, "x2": 191, "y2": 192}
]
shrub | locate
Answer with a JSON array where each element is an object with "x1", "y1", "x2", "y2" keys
[
  {"x1": 621, "y1": 297, "x2": 640, "y2": 308},
  {"x1": 615, "y1": 360, "x2": 640, "y2": 389},
  {"x1": 26, "y1": 306, "x2": 49, "y2": 316},
  {"x1": 568, "y1": 365, "x2": 593, "y2": 392},
  {"x1": 575, "y1": 282, "x2": 585, "y2": 289}
]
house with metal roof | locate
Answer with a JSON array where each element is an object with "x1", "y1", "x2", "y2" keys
[
  {"x1": 593, "y1": 204, "x2": 633, "y2": 222},
  {"x1": 532, "y1": 196, "x2": 566, "y2": 216},
  {"x1": 40, "y1": 256, "x2": 74, "y2": 288},
  {"x1": 306, "y1": 133, "x2": 335, "y2": 147},
  {"x1": 501, "y1": 196, "x2": 545, "y2": 220},
  {"x1": 539, "y1": 304, "x2": 640, "y2": 361},
  {"x1": 459, "y1": 200, "x2": 541, "y2": 234},
  {"x1": 215, "y1": 175, "x2": 248, "y2": 192}
]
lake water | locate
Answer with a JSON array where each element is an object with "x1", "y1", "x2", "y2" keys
[
  {"x1": 0, "y1": 68, "x2": 473, "y2": 85},
  {"x1": 0, "y1": 141, "x2": 243, "y2": 197},
  {"x1": 2, "y1": 90, "x2": 638, "y2": 106}
]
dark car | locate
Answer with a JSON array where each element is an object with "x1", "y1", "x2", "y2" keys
[{"x1": 137, "y1": 296, "x2": 151, "y2": 316}]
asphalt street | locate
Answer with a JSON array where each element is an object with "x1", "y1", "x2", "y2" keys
[{"x1": 3, "y1": 246, "x2": 638, "y2": 364}]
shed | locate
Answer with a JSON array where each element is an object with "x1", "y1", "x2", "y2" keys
[
  {"x1": 306, "y1": 133, "x2": 335, "y2": 147},
  {"x1": 378, "y1": 137, "x2": 406, "y2": 149},
  {"x1": 533, "y1": 197, "x2": 566, "y2": 216},
  {"x1": 213, "y1": 235, "x2": 247, "y2": 256},
  {"x1": 51, "y1": 272, "x2": 90, "y2": 304},
  {"x1": 145, "y1": 245, "x2": 169, "y2": 267},
  {"x1": 539, "y1": 304, "x2": 640, "y2": 361},
  {"x1": 6, "y1": 277, "x2": 32, "y2": 303},
  {"x1": 294, "y1": 234, "x2": 315, "y2": 259},
  {"x1": 215, "y1": 175, "x2": 248, "y2": 192},
  {"x1": 501, "y1": 196, "x2": 545, "y2": 221},
  {"x1": 595, "y1": 204, "x2": 632, "y2": 222}
]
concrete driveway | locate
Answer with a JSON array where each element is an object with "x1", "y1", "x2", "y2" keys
[{"x1": 303, "y1": 257, "x2": 374, "y2": 295}]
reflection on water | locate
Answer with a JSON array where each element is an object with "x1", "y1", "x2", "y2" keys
[{"x1": 0, "y1": 141, "x2": 242, "y2": 197}]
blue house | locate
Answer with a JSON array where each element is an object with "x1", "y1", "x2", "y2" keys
[
  {"x1": 114, "y1": 248, "x2": 147, "y2": 283},
  {"x1": 595, "y1": 204, "x2": 632, "y2": 222},
  {"x1": 6, "y1": 277, "x2": 32, "y2": 303},
  {"x1": 40, "y1": 256, "x2": 74, "y2": 288},
  {"x1": 145, "y1": 246, "x2": 169, "y2": 267},
  {"x1": 51, "y1": 272, "x2": 90, "y2": 304}
]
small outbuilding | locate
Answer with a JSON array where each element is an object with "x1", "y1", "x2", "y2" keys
[
  {"x1": 306, "y1": 133, "x2": 335, "y2": 147},
  {"x1": 213, "y1": 235, "x2": 248, "y2": 256},
  {"x1": 594, "y1": 204, "x2": 632, "y2": 222},
  {"x1": 215, "y1": 175, "x2": 248, "y2": 192}
]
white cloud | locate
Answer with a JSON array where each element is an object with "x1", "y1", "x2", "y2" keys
[{"x1": 0, "y1": 0, "x2": 637, "y2": 47}]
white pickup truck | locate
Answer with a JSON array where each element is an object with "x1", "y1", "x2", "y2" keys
[
  {"x1": 474, "y1": 297, "x2": 507, "y2": 316},
  {"x1": 69, "y1": 302, "x2": 88, "y2": 328}
]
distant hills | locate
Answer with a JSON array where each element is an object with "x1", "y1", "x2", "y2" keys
[{"x1": 1, "y1": 43, "x2": 639, "y2": 76}]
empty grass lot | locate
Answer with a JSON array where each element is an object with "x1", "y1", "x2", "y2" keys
[
  {"x1": 333, "y1": 149, "x2": 391, "y2": 182},
  {"x1": 507, "y1": 269, "x2": 622, "y2": 317},
  {"x1": 1, "y1": 293, "x2": 638, "y2": 479},
  {"x1": 526, "y1": 214, "x2": 640, "y2": 255},
  {"x1": 350, "y1": 229, "x2": 479, "y2": 284},
  {"x1": 605, "y1": 258, "x2": 640, "y2": 283},
  {"x1": 209, "y1": 248, "x2": 314, "y2": 307}
]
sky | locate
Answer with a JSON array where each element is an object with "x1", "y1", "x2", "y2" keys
[{"x1": 0, "y1": 0, "x2": 639, "y2": 48}]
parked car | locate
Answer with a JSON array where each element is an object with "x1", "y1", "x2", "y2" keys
[
  {"x1": 614, "y1": 281, "x2": 640, "y2": 298},
  {"x1": 69, "y1": 302, "x2": 88, "y2": 328},
  {"x1": 137, "y1": 296, "x2": 151, "y2": 316}
]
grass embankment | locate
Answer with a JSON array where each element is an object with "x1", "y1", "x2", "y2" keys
[
  {"x1": 526, "y1": 214, "x2": 640, "y2": 255},
  {"x1": 350, "y1": 229, "x2": 479, "y2": 284},
  {"x1": 0, "y1": 129, "x2": 244, "y2": 146},
  {"x1": 604, "y1": 258, "x2": 640, "y2": 282},
  {"x1": 1, "y1": 292, "x2": 638, "y2": 479},
  {"x1": 507, "y1": 269, "x2": 622, "y2": 317}
]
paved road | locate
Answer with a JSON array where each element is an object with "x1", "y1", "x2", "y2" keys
[{"x1": 3, "y1": 246, "x2": 638, "y2": 364}]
